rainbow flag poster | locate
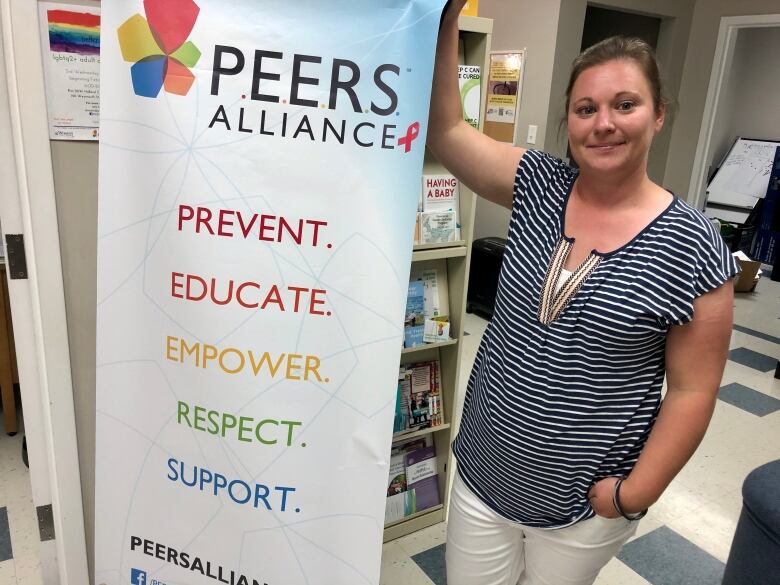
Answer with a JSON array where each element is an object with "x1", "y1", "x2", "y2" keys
[
  {"x1": 38, "y1": 2, "x2": 101, "y2": 140},
  {"x1": 46, "y1": 9, "x2": 100, "y2": 55}
]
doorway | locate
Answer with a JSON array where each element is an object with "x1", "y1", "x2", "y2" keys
[
  {"x1": 0, "y1": 15, "x2": 48, "y2": 585},
  {"x1": 689, "y1": 15, "x2": 780, "y2": 213},
  {"x1": 581, "y1": 5, "x2": 661, "y2": 52},
  {"x1": 0, "y1": 1, "x2": 89, "y2": 583}
]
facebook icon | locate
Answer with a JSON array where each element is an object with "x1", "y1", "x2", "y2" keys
[{"x1": 130, "y1": 568, "x2": 147, "y2": 585}]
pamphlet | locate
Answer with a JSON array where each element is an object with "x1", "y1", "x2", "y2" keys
[
  {"x1": 458, "y1": 65, "x2": 481, "y2": 129},
  {"x1": 420, "y1": 210, "x2": 458, "y2": 244}
]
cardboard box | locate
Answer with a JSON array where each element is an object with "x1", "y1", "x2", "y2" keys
[
  {"x1": 733, "y1": 251, "x2": 761, "y2": 293},
  {"x1": 461, "y1": 0, "x2": 478, "y2": 16}
]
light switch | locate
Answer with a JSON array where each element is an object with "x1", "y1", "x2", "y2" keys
[{"x1": 527, "y1": 125, "x2": 538, "y2": 145}]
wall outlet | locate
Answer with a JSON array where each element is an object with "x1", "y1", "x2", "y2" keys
[{"x1": 526, "y1": 124, "x2": 538, "y2": 145}]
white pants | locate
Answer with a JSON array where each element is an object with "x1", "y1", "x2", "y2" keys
[{"x1": 446, "y1": 472, "x2": 638, "y2": 585}]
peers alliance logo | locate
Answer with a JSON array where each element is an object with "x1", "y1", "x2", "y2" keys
[
  {"x1": 117, "y1": 0, "x2": 202, "y2": 98},
  {"x1": 117, "y1": 0, "x2": 421, "y2": 153}
]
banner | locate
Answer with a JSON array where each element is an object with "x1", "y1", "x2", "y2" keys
[{"x1": 95, "y1": 2, "x2": 445, "y2": 585}]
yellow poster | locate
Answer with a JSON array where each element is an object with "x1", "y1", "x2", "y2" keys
[
  {"x1": 490, "y1": 61, "x2": 519, "y2": 82},
  {"x1": 486, "y1": 95, "x2": 517, "y2": 124},
  {"x1": 485, "y1": 51, "x2": 524, "y2": 124},
  {"x1": 460, "y1": 0, "x2": 478, "y2": 16}
]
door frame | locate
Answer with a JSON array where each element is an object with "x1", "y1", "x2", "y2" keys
[
  {"x1": 688, "y1": 13, "x2": 780, "y2": 210},
  {"x1": 0, "y1": 1, "x2": 89, "y2": 583}
]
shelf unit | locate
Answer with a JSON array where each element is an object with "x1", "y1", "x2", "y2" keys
[
  {"x1": 412, "y1": 244, "x2": 468, "y2": 262},
  {"x1": 391, "y1": 423, "x2": 452, "y2": 445},
  {"x1": 401, "y1": 338, "x2": 458, "y2": 355},
  {"x1": 383, "y1": 14, "x2": 493, "y2": 543}
]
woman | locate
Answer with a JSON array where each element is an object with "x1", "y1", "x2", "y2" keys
[{"x1": 428, "y1": 2, "x2": 737, "y2": 584}]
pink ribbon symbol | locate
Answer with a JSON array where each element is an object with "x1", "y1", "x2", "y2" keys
[{"x1": 398, "y1": 121, "x2": 420, "y2": 153}]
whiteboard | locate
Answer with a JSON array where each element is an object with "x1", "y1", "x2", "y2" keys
[
  {"x1": 704, "y1": 205, "x2": 750, "y2": 225},
  {"x1": 706, "y1": 138, "x2": 780, "y2": 209}
]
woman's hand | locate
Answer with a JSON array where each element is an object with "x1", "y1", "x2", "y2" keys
[
  {"x1": 589, "y1": 476, "x2": 652, "y2": 518},
  {"x1": 587, "y1": 477, "x2": 621, "y2": 518},
  {"x1": 443, "y1": 0, "x2": 468, "y2": 20}
]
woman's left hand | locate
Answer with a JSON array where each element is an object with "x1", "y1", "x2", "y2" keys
[{"x1": 587, "y1": 477, "x2": 621, "y2": 518}]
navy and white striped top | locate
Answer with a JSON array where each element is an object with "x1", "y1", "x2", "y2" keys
[{"x1": 453, "y1": 150, "x2": 738, "y2": 529}]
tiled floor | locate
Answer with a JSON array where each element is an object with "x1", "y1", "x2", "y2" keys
[
  {"x1": 380, "y1": 273, "x2": 780, "y2": 585},
  {"x1": 0, "y1": 413, "x2": 44, "y2": 584},
  {"x1": 0, "y1": 276, "x2": 777, "y2": 585}
]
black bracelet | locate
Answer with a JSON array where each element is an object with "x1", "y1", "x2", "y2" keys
[{"x1": 612, "y1": 477, "x2": 648, "y2": 521}]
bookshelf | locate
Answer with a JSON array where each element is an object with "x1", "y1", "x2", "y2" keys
[
  {"x1": 412, "y1": 245, "x2": 468, "y2": 262},
  {"x1": 391, "y1": 423, "x2": 452, "y2": 445},
  {"x1": 383, "y1": 14, "x2": 493, "y2": 543},
  {"x1": 401, "y1": 338, "x2": 457, "y2": 355}
]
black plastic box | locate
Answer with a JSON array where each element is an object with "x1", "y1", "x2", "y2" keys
[{"x1": 467, "y1": 237, "x2": 507, "y2": 319}]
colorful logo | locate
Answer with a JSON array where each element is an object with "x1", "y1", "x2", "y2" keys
[{"x1": 118, "y1": 0, "x2": 201, "y2": 98}]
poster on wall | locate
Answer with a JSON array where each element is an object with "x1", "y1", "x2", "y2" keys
[
  {"x1": 95, "y1": 1, "x2": 444, "y2": 585},
  {"x1": 484, "y1": 50, "x2": 525, "y2": 143},
  {"x1": 37, "y1": 2, "x2": 100, "y2": 140},
  {"x1": 485, "y1": 51, "x2": 524, "y2": 123}
]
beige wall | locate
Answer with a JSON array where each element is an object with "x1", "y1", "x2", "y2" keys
[
  {"x1": 706, "y1": 29, "x2": 745, "y2": 178},
  {"x1": 664, "y1": 0, "x2": 780, "y2": 201},
  {"x1": 550, "y1": 0, "x2": 695, "y2": 181},
  {"x1": 474, "y1": 0, "x2": 563, "y2": 240},
  {"x1": 481, "y1": 0, "x2": 562, "y2": 152},
  {"x1": 733, "y1": 26, "x2": 780, "y2": 143},
  {"x1": 473, "y1": 0, "x2": 695, "y2": 240},
  {"x1": 35, "y1": 0, "x2": 98, "y2": 580},
  {"x1": 477, "y1": 0, "x2": 780, "y2": 209},
  {"x1": 51, "y1": 140, "x2": 98, "y2": 580}
]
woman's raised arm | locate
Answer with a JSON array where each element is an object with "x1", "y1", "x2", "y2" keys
[{"x1": 426, "y1": 0, "x2": 525, "y2": 210}]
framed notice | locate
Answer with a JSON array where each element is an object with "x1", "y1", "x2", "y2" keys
[
  {"x1": 38, "y1": 2, "x2": 101, "y2": 140},
  {"x1": 484, "y1": 50, "x2": 525, "y2": 143}
]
